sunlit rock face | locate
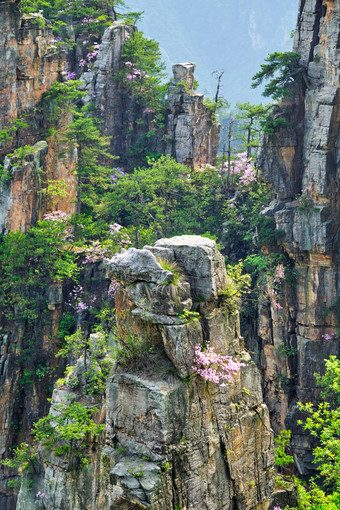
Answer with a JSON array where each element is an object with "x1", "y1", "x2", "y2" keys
[
  {"x1": 0, "y1": 0, "x2": 66, "y2": 157},
  {"x1": 256, "y1": 0, "x2": 340, "y2": 477},
  {"x1": 16, "y1": 236, "x2": 274, "y2": 510},
  {"x1": 0, "y1": 1, "x2": 76, "y2": 235}
]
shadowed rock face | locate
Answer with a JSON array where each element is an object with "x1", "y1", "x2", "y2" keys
[
  {"x1": 255, "y1": 0, "x2": 340, "y2": 477},
  {"x1": 16, "y1": 236, "x2": 274, "y2": 510}
]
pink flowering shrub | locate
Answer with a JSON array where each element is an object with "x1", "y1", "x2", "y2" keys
[
  {"x1": 82, "y1": 240, "x2": 106, "y2": 264},
  {"x1": 222, "y1": 152, "x2": 257, "y2": 186},
  {"x1": 43, "y1": 210, "x2": 74, "y2": 242},
  {"x1": 322, "y1": 332, "x2": 337, "y2": 340},
  {"x1": 43, "y1": 210, "x2": 69, "y2": 222},
  {"x1": 192, "y1": 344, "x2": 244, "y2": 386}
]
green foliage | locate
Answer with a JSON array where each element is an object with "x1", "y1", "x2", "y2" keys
[
  {"x1": 221, "y1": 179, "x2": 274, "y2": 260},
  {"x1": 0, "y1": 119, "x2": 28, "y2": 145},
  {"x1": 7, "y1": 145, "x2": 36, "y2": 162},
  {"x1": 118, "y1": 30, "x2": 168, "y2": 161},
  {"x1": 251, "y1": 51, "x2": 302, "y2": 100},
  {"x1": 298, "y1": 356, "x2": 340, "y2": 494},
  {"x1": 111, "y1": 309, "x2": 153, "y2": 369},
  {"x1": 203, "y1": 97, "x2": 229, "y2": 123},
  {"x1": 235, "y1": 102, "x2": 270, "y2": 157},
  {"x1": 33, "y1": 400, "x2": 104, "y2": 464},
  {"x1": 1, "y1": 443, "x2": 37, "y2": 471},
  {"x1": 42, "y1": 179, "x2": 70, "y2": 209},
  {"x1": 127, "y1": 464, "x2": 145, "y2": 479},
  {"x1": 57, "y1": 328, "x2": 111, "y2": 395},
  {"x1": 156, "y1": 258, "x2": 184, "y2": 285},
  {"x1": 274, "y1": 430, "x2": 294, "y2": 468},
  {"x1": 294, "y1": 478, "x2": 340, "y2": 510},
  {"x1": 21, "y1": 0, "x2": 134, "y2": 37},
  {"x1": 276, "y1": 344, "x2": 298, "y2": 358},
  {"x1": 0, "y1": 217, "x2": 79, "y2": 321},
  {"x1": 177, "y1": 308, "x2": 200, "y2": 322},
  {"x1": 65, "y1": 106, "x2": 115, "y2": 214},
  {"x1": 219, "y1": 261, "x2": 251, "y2": 314},
  {"x1": 260, "y1": 115, "x2": 288, "y2": 135},
  {"x1": 99, "y1": 155, "x2": 225, "y2": 245},
  {"x1": 161, "y1": 461, "x2": 171, "y2": 471},
  {"x1": 41, "y1": 80, "x2": 85, "y2": 125},
  {"x1": 122, "y1": 31, "x2": 166, "y2": 82}
]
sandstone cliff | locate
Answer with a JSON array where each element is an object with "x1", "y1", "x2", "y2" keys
[{"x1": 256, "y1": 0, "x2": 340, "y2": 477}]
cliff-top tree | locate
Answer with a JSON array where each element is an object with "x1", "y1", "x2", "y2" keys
[
  {"x1": 251, "y1": 51, "x2": 302, "y2": 100},
  {"x1": 21, "y1": 0, "x2": 143, "y2": 47}
]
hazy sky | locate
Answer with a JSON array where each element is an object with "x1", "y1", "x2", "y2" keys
[{"x1": 127, "y1": 0, "x2": 300, "y2": 104}]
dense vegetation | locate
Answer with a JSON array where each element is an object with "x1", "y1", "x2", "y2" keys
[{"x1": 1, "y1": 2, "x2": 338, "y2": 508}]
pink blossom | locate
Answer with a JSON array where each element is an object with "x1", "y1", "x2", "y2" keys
[
  {"x1": 273, "y1": 264, "x2": 285, "y2": 282},
  {"x1": 43, "y1": 211, "x2": 69, "y2": 222},
  {"x1": 109, "y1": 223, "x2": 122, "y2": 234},
  {"x1": 223, "y1": 152, "x2": 256, "y2": 186},
  {"x1": 323, "y1": 332, "x2": 336, "y2": 340},
  {"x1": 192, "y1": 344, "x2": 244, "y2": 385},
  {"x1": 108, "y1": 280, "x2": 120, "y2": 296}
]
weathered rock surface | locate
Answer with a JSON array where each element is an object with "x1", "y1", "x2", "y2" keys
[
  {"x1": 167, "y1": 63, "x2": 221, "y2": 166},
  {"x1": 0, "y1": 140, "x2": 77, "y2": 233},
  {"x1": 0, "y1": 1, "x2": 76, "y2": 234},
  {"x1": 255, "y1": 0, "x2": 340, "y2": 477},
  {"x1": 148, "y1": 235, "x2": 228, "y2": 302},
  {"x1": 17, "y1": 236, "x2": 275, "y2": 509}
]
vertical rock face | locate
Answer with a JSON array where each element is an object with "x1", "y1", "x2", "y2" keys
[
  {"x1": 0, "y1": 2, "x2": 76, "y2": 234},
  {"x1": 18, "y1": 236, "x2": 275, "y2": 510},
  {"x1": 256, "y1": 0, "x2": 340, "y2": 476},
  {"x1": 0, "y1": 141, "x2": 77, "y2": 233},
  {"x1": 0, "y1": 0, "x2": 66, "y2": 155}
]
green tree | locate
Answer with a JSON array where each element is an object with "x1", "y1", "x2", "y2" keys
[
  {"x1": 0, "y1": 214, "x2": 79, "y2": 322},
  {"x1": 99, "y1": 155, "x2": 224, "y2": 246},
  {"x1": 251, "y1": 51, "x2": 303, "y2": 100},
  {"x1": 120, "y1": 31, "x2": 168, "y2": 126},
  {"x1": 298, "y1": 356, "x2": 340, "y2": 493},
  {"x1": 21, "y1": 0, "x2": 132, "y2": 35},
  {"x1": 65, "y1": 108, "x2": 115, "y2": 214},
  {"x1": 235, "y1": 102, "x2": 271, "y2": 157}
]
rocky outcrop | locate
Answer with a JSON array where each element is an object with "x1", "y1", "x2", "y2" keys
[
  {"x1": 256, "y1": 0, "x2": 340, "y2": 476},
  {"x1": 0, "y1": 1, "x2": 76, "y2": 234},
  {"x1": 18, "y1": 236, "x2": 275, "y2": 510},
  {"x1": 81, "y1": 26, "x2": 220, "y2": 167},
  {"x1": 167, "y1": 63, "x2": 221, "y2": 167}
]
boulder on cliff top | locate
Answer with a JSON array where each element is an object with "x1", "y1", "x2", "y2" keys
[
  {"x1": 104, "y1": 247, "x2": 173, "y2": 285},
  {"x1": 152, "y1": 235, "x2": 228, "y2": 301}
]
